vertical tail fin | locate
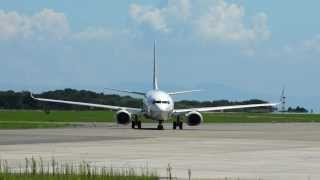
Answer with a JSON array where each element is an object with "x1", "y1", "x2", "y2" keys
[{"x1": 153, "y1": 40, "x2": 158, "y2": 90}]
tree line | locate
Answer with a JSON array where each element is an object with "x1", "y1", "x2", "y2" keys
[
  {"x1": 287, "y1": 106, "x2": 308, "y2": 113},
  {"x1": 0, "y1": 89, "x2": 277, "y2": 112}
]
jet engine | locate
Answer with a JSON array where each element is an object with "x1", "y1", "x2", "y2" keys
[
  {"x1": 185, "y1": 111, "x2": 203, "y2": 126},
  {"x1": 115, "y1": 110, "x2": 131, "y2": 125}
]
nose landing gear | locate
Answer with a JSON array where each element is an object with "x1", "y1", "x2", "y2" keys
[
  {"x1": 173, "y1": 116, "x2": 183, "y2": 130},
  {"x1": 132, "y1": 116, "x2": 183, "y2": 130},
  {"x1": 157, "y1": 120, "x2": 164, "y2": 130}
]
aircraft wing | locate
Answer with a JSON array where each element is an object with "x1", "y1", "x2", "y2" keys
[
  {"x1": 30, "y1": 93, "x2": 142, "y2": 114},
  {"x1": 168, "y1": 90, "x2": 202, "y2": 95},
  {"x1": 106, "y1": 88, "x2": 145, "y2": 96},
  {"x1": 173, "y1": 103, "x2": 279, "y2": 114}
]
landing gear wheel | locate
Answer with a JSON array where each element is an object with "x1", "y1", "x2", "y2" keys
[
  {"x1": 157, "y1": 120, "x2": 164, "y2": 130},
  {"x1": 131, "y1": 121, "x2": 136, "y2": 129},
  {"x1": 173, "y1": 122, "x2": 177, "y2": 129},
  {"x1": 137, "y1": 121, "x2": 142, "y2": 129},
  {"x1": 157, "y1": 124, "x2": 164, "y2": 130},
  {"x1": 179, "y1": 121, "x2": 183, "y2": 130},
  {"x1": 175, "y1": 116, "x2": 183, "y2": 130}
]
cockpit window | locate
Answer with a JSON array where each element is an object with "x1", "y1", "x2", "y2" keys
[
  {"x1": 152, "y1": 100, "x2": 170, "y2": 104},
  {"x1": 153, "y1": 100, "x2": 161, "y2": 104}
]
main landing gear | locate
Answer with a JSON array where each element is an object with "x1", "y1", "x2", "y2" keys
[
  {"x1": 173, "y1": 116, "x2": 183, "y2": 130},
  {"x1": 131, "y1": 115, "x2": 142, "y2": 129}
]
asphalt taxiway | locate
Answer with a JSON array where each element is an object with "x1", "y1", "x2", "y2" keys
[{"x1": 1, "y1": 123, "x2": 320, "y2": 180}]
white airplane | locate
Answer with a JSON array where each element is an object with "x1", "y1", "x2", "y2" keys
[{"x1": 31, "y1": 41, "x2": 278, "y2": 130}]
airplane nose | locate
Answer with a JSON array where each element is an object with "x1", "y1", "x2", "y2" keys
[
  {"x1": 156, "y1": 104, "x2": 169, "y2": 111},
  {"x1": 153, "y1": 104, "x2": 170, "y2": 120}
]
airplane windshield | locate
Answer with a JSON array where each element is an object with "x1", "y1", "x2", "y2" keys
[{"x1": 152, "y1": 100, "x2": 170, "y2": 104}]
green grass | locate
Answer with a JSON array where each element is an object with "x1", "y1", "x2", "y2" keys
[
  {"x1": 203, "y1": 112, "x2": 320, "y2": 123},
  {"x1": 0, "y1": 110, "x2": 320, "y2": 129},
  {"x1": 0, "y1": 158, "x2": 158, "y2": 180},
  {"x1": 0, "y1": 175, "x2": 157, "y2": 180},
  {"x1": 0, "y1": 111, "x2": 113, "y2": 129},
  {"x1": 0, "y1": 122, "x2": 69, "y2": 129},
  {"x1": 0, "y1": 111, "x2": 114, "y2": 123}
]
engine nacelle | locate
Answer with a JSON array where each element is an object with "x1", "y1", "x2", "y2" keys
[
  {"x1": 115, "y1": 110, "x2": 131, "y2": 125},
  {"x1": 185, "y1": 111, "x2": 203, "y2": 126}
]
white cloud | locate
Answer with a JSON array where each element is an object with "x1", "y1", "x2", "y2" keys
[
  {"x1": 129, "y1": 0, "x2": 192, "y2": 33},
  {"x1": 0, "y1": 9, "x2": 116, "y2": 42},
  {"x1": 195, "y1": 1, "x2": 250, "y2": 41},
  {"x1": 73, "y1": 27, "x2": 113, "y2": 41},
  {"x1": 195, "y1": 0, "x2": 270, "y2": 42},
  {"x1": 0, "y1": 11, "x2": 24, "y2": 40},
  {"x1": 253, "y1": 13, "x2": 270, "y2": 41},
  {"x1": 129, "y1": 0, "x2": 270, "y2": 44},
  {"x1": 129, "y1": 4, "x2": 169, "y2": 33},
  {"x1": 167, "y1": 0, "x2": 191, "y2": 20},
  {"x1": 32, "y1": 9, "x2": 70, "y2": 40},
  {"x1": 0, "y1": 9, "x2": 70, "y2": 41},
  {"x1": 283, "y1": 35, "x2": 320, "y2": 56},
  {"x1": 303, "y1": 34, "x2": 320, "y2": 52}
]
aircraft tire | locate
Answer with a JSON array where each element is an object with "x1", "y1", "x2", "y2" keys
[
  {"x1": 173, "y1": 122, "x2": 177, "y2": 129},
  {"x1": 179, "y1": 121, "x2": 183, "y2": 130},
  {"x1": 131, "y1": 121, "x2": 136, "y2": 129},
  {"x1": 157, "y1": 124, "x2": 164, "y2": 130}
]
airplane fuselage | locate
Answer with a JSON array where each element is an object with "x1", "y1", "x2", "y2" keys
[{"x1": 143, "y1": 90, "x2": 174, "y2": 121}]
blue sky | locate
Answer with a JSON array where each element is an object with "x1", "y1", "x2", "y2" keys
[{"x1": 1, "y1": 0, "x2": 320, "y2": 111}]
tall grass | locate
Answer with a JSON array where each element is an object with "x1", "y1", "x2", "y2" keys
[{"x1": 0, "y1": 158, "x2": 158, "y2": 180}]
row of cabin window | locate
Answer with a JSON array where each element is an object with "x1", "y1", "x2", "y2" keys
[{"x1": 152, "y1": 100, "x2": 170, "y2": 104}]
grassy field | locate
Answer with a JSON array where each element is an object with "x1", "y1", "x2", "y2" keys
[
  {"x1": 0, "y1": 111, "x2": 114, "y2": 122},
  {"x1": 0, "y1": 158, "x2": 158, "y2": 180},
  {"x1": 0, "y1": 122, "x2": 68, "y2": 129},
  {"x1": 0, "y1": 110, "x2": 320, "y2": 129},
  {"x1": 0, "y1": 174, "x2": 157, "y2": 180},
  {"x1": 0, "y1": 111, "x2": 113, "y2": 129},
  {"x1": 203, "y1": 112, "x2": 320, "y2": 123}
]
